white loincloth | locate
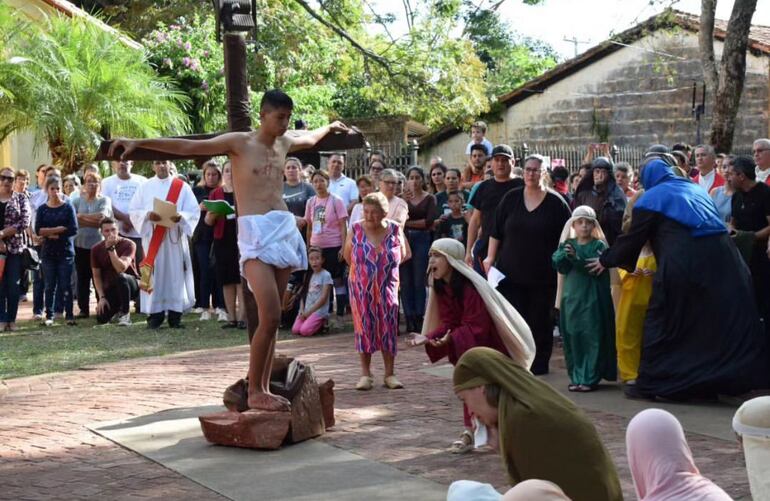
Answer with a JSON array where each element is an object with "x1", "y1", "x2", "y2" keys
[{"x1": 238, "y1": 211, "x2": 307, "y2": 274}]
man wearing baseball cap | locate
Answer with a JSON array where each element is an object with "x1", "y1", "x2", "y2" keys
[{"x1": 465, "y1": 144, "x2": 523, "y2": 275}]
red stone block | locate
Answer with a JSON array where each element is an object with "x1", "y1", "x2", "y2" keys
[{"x1": 199, "y1": 410, "x2": 291, "y2": 450}]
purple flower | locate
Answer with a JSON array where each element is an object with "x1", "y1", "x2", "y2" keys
[
  {"x1": 201, "y1": 81, "x2": 209, "y2": 90},
  {"x1": 182, "y1": 57, "x2": 192, "y2": 68},
  {"x1": 184, "y1": 41, "x2": 192, "y2": 51},
  {"x1": 203, "y1": 50, "x2": 209, "y2": 57}
]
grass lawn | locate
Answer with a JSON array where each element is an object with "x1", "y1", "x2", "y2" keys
[{"x1": 0, "y1": 314, "x2": 351, "y2": 380}]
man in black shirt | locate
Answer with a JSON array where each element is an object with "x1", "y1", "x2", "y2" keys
[
  {"x1": 464, "y1": 144, "x2": 524, "y2": 275},
  {"x1": 728, "y1": 155, "x2": 770, "y2": 322}
]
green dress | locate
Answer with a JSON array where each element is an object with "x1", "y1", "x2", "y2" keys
[{"x1": 552, "y1": 239, "x2": 617, "y2": 386}]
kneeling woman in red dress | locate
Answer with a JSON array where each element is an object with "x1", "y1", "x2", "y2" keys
[{"x1": 409, "y1": 238, "x2": 535, "y2": 454}]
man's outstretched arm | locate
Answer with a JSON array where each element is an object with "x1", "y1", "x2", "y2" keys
[
  {"x1": 108, "y1": 132, "x2": 246, "y2": 160},
  {"x1": 288, "y1": 121, "x2": 349, "y2": 152}
]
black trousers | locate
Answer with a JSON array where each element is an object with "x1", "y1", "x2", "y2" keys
[
  {"x1": 75, "y1": 247, "x2": 95, "y2": 315},
  {"x1": 126, "y1": 236, "x2": 144, "y2": 312},
  {"x1": 498, "y1": 281, "x2": 557, "y2": 375},
  {"x1": 96, "y1": 273, "x2": 139, "y2": 324},
  {"x1": 147, "y1": 310, "x2": 183, "y2": 328}
]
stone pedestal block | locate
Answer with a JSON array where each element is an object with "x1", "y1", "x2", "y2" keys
[
  {"x1": 199, "y1": 410, "x2": 291, "y2": 450},
  {"x1": 318, "y1": 379, "x2": 335, "y2": 429},
  {"x1": 287, "y1": 366, "x2": 325, "y2": 443}
]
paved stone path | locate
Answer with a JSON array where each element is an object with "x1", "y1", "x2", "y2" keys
[{"x1": 0, "y1": 332, "x2": 750, "y2": 500}]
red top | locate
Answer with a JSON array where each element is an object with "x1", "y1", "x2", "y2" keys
[
  {"x1": 424, "y1": 282, "x2": 508, "y2": 365},
  {"x1": 208, "y1": 186, "x2": 226, "y2": 240}
]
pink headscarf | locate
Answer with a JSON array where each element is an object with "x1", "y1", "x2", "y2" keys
[{"x1": 626, "y1": 409, "x2": 733, "y2": 501}]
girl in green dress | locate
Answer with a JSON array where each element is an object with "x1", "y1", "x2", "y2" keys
[{"x1": 552, "y1": 205, "x2": 617, "y2": 392}]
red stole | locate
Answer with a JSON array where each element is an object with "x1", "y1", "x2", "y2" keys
[{"x1": 138, "y1": 177, "x2": 185, "y2": 292}]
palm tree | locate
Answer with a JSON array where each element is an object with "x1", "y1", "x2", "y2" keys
[{"x1": 0, "y1": 5, "x2": 189, "y2": 173}]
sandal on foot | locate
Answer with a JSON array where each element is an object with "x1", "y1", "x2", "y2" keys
[
  {"x1": 576, "y1": 384, "x2": 595, "y2": 392},
  {"x1": 355, "y1": 376, "x2": 374, "y2": 391},
  {"x1": 383, "y1": 375, "x2": 404, "y2": 389},
  {"x1": 449, "y1": 430, "x2": 474, "y2": 454}
]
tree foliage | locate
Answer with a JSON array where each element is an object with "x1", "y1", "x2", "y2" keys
[
  {"x1": 143, "y1": 15, "x2": 227, "y2": 133},
  {"x1": 0, "y1": 4, "x2": 189, "y2": 173},
  {"x1": 69, "y1": 0, "x2": 555, "y2": 130}
]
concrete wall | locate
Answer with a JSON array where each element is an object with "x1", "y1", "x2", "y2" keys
[
  {"x1": 421, "y1": 30, "x2": 770, "y2": 169},
  {"x1": 0, "y1": 132, "x2": 52, "y2": 177}
]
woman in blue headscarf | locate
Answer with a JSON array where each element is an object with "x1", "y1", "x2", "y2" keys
[{"x1": 587, "y1": 157, "x2": 770, "y2": 400}]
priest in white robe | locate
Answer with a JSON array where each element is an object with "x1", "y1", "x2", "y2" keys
[{"x1": 129, "y1": 161, "x2": 199, "y2": 328}]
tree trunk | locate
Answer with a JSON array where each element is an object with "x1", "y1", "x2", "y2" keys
[
  {"x1": 701, "y1": 0, "x2": 758, "y2": 153},
  {"x1": 699, "y1": 0, "x2": 718, "y2": 93}
]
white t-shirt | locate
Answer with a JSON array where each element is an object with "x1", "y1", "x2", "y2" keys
[
  {"x1": 302, "y1": 269, "x2": 333, "y2": 318},
  {"x1": 465, "y1": 138, "x2": 493, "y2": 156},
  {"x1": 101, "y1": 173, "x2": 147, "y2": 238},
  {"x1": 698, "y1": 169, "x2": 716, "y2": 192},
  {"x1": 329, "y1": 174, "x2": 359, "y2": 208}
]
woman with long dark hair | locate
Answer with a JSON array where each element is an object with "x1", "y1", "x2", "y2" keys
[
  {"x1": 305, "y1": 170, "x2": 348, "y2": 321},
  {"x1": 35, "y1": 176, "x2": 78, "y2": 326},
  {"x1": 192, "y1": 160, "x2": 225, "y2": 321},
  {"x1": 410, "y1": 238, "x2": 534, "y2": 454},
  {"x1": 428, "y1": 162, "x2": 447, "y2": 195},
  {"x1": 0, "y1": 166, "x2": 31, "y2": 331},
  {"x1": 205, "y1": 161, "x2": 245, "y2": 328},
  {"x1": 402, "y1": 166, "x2": 437, "y2": 331}
]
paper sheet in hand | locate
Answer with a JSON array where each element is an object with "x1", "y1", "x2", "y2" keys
[
  {"x1": 487, "y1": 266, "x2": 506, "y2": 289},
  {"x1": 203, "y1": 199, "x2": 235, "y2": 216},
  {"x1": 153, "y1": 197, "x2": 178, "y2": 228}
]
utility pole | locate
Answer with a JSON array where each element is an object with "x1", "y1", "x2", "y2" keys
[{"x1": 563, "y1": 36, "x2": 591, "y2": 58}]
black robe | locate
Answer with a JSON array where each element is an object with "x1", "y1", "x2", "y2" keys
[{"x1": 600, "y1": 210, "x2": 770, "y2": 399}]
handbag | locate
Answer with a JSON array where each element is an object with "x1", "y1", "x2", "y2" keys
[{"x1": 21, "y1": 246, "x2": 40, "y2": 271}]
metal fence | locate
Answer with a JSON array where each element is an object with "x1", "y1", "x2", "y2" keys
[
  {"x1": 344, "y1": 140, "x2": 651, "y2": 178},
  {"x1": 508, "y1": 143, "x2": 649, "y2": 173},
  {"x1": 344, "y1": 140, "x2": 419, "y2": 179}
]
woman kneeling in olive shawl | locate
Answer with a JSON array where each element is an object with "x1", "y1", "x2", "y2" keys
[{"x1": 453, "y1": 347, "x2": 622, "y2": 501}]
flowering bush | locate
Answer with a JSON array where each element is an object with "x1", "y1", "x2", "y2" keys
[{"x1": 143, "y1": 15, "x2": 227, "y2": 133}]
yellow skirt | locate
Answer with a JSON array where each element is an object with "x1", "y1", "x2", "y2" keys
[{"x1": 615, "y1": 254, "x2": 656, "y2": 382}]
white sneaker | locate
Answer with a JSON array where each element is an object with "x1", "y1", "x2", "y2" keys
[
  {"x1": 117, "y1": 313, "x2": 132, "y2": 326},
  {"x1": 44, "y1": 318, "x2": 54, "y2": 326},
  {"x1": 200, "y1": 311, "x2": 211, "y2": 321},
  {"x1": 217, "y1": 310, "x2": 229, "y2": 322},
  {"x1": 33, "y1": 313, "x2": 44, "y2": 321},
  {"x1": 192, "y1": 307, "x2": 204, "y2": 314}
]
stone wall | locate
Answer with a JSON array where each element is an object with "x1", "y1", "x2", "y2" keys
[{"x1": 420, "y1": 30, "x2": 769, "y2": 169}]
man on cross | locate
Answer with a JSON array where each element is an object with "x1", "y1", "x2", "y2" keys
[{"x1": 109, "y1": 89, "x2": 349, "y2": 411}]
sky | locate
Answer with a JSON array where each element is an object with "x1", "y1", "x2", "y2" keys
[{"x1": 371, "y1": 0, "x2": 770, "y2": 60}]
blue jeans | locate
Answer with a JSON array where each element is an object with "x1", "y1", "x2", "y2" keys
[
  {"x1": 401, "y1": 229, "x2": 432, "y2": 318},
  {"x1": 0, "y1": 253, "x2": 23, "y2": 323},
  {"x1": 42, "y1": 256, "x2": 74, "y2": 320},
  {"x1": 472, "y1": 239, "x2": 487, "y2": 277}
]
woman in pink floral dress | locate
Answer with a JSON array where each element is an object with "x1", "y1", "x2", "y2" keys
[{"x1": 343, "y1": 192, "x2": 409, "y2": 391}]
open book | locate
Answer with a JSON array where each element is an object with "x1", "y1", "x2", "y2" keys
[{"x1": 203, "y1": 199, "x2": 236, "y2": 216}]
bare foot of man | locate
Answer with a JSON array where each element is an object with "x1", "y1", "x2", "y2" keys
[{"x1": 248, "y1": 392, "x2": 291, "y2": 412}]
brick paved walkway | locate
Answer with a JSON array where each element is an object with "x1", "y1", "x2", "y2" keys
[{"x1": 0, "y1": 332, "x2": 750, "y2": 500}]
